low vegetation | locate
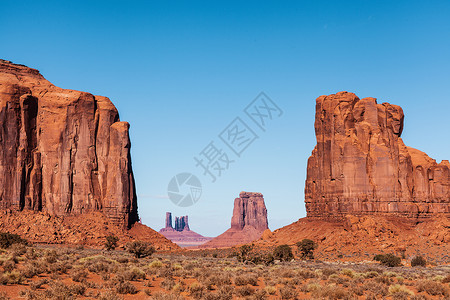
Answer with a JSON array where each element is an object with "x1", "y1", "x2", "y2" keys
[{"x1": 0, "y1": 239, "x2": 447, "y2": 299}]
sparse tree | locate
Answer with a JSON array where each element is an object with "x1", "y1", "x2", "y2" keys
[
  {"x1": 411, "y1": 255, "x2": 427, "y2": 267},
  {"x1": 105, "y1": 235, "x2": 119, "y2": 251},
  {"x1": 273, "y1": 244, "x2": 293, "y2": 261},
  {"x1": 296, "y1": 239, "x2": 317, "y2": 259},
  {"x1": 126, "y1": 241, "x2": 155, "y2": 258}
]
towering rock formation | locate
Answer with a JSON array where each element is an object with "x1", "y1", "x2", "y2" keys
[
  {"x1": 305, "y1": 91, "x2": 450, "y2": 219},
  {"x1": 159, "y1": 212, "x2": 211, "y2": 247},
  {"x1": 0, "y1": 60, "x2": 138, "y2": 228},
  {"x1": 175, "y1": 216, "x2": 189, "y2": 231},
  {"x1": 165, "y1": 212, "x2": 173, "y2": 229},
  {"x1": 200, "y1": 192, "x2": 269, "y2": 248},
  {"x1": 231, "y1": 192, "x2": 269, "y2": 231}
]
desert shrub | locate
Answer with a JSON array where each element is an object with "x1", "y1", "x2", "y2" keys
[
  {"x1": 208, "y1": 273, "x2": 232, "y2": 286},
  {"x1": 43, "y1": 250, "x2": 58, "y2": 264},
  {"x1": 0, "y1": 291, "x2": 9, "y2": 300},
  {"x1": 298, "y1": 268, "x2": 317, "y2": 279},
  {"x1": 317, "y1": 284, "x2": 351, "y2": 299},
  {"x1": 234, "y1": 274, "x2": 258, "y2": 286},
  {"x1": 71, "y1": 268, "x2": 88, "y2": 282},
  {"x1": 126, "y1": 241, "x2": 155, "y2": 258},
  {"x1": 48, "y1": 262, "x2": 69, "y2": 275},
  {"x1": 351, "y1": 284, "x2": 365, "y2": 296},
  {"x1": 116, "y1": 257, "x2": 128, "y2": 264},
  {"x1": 442, "y1": 274, "x2": 450, "y2": 283},
  {"x1": 296, "y1": 239, "x2": 317, "y2": 259},
  {"x1": 118, "y1": 267, "x2": 146, "y2": 281},
  {"x1": 389, "y1": 284, "x2": 414, "y2": 299},
  {"x1": 411, "y1": 255, "x2": 427, "y2": 267},
  {"x1": 341, "y1": 268, "x2": 355, "y2": 278},
  {"x1": 105, "y1": 235, "x2": 119, "y2": 251},
  {"x1": 321, "y1": 267, "x2": 337, "y2": 277},
  {"x1": 151, "y1": 292, "x2": 185, "y2": 300},
  {"x1": 0, "y1": 232, "x2": 28, "y2": 249},
  {"x1": 22, "y1": 262, "x2": 45, "y2": 278},
  {"x1": 265, "y1": 285, "x2": 277, "y2": 295},
  {"x1": 237, "y1": 244, "x2": 255, "y2": 262},
  {"x1": 416, "y1": 280, "x2": 448, "y2": 296},
  {"x1": 0, "y1": 271, "x2": 24, "y2": 285},
  {"x1": 208, "y1": 285, "x2": 233, "y2": 300},
  {"x1": 99, "y1": 289, "x2": 123, "y2": 300},
  {"x1": 374, "y1": 253, "x2": 402, "y2": 267},
  {"x1": 252, "y1": 288, "x2": 268, "y2": 300},
  {"x1": 2, "y1": 259, "x2": 15, "y2": 272},
  {"x1": 38, "y1": 280, "x2": 87, "y2": 299},
  {"x1": 115, "y1": 280, "x2": 138, "y2": 294},
  {"x1": 87, "y1": 261, "x2": 112, "y2": 274},
  {"x1": 25, "y1": 247, "x2": 37, "y2": 260},
  {"x1": 189, "y1": 282, "x2": 206, "y2": 299},
  {"x1": 30, "y1": 278, "x2": 49, "y2": 290},
  {"x1": 273, "y1": 244, "x2": 293, "y2": 262},
  {"x1": 149, "y1": 260, "x2": 163, "y2": 268},
  {"x1": 236, "y1": 285, "x2": 255, "y2": 297},
  {"x1": 363, "y1": 281, "x2": 389, "y2": 296},
  {"x1": 161, "y1": 278, "x2": 176, "y2": 291},
  {"x1": 9, "y1": 243, "x2": 27, "y2": 256},
  {"x1": 69, "y1": 284, "x2": 86, "y2": 296},
  {"x1": 279, "y1": 285, "x2": 298, "y2": 299}
]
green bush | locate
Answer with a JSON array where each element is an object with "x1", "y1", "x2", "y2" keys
[
  {"x1": 0, "y1": 232, "x2": 28, "y2": 249},
  {"x1": 411, "y1": 255, "x2": 426, "y2": 267},
  {"x1": 104, "y1": 235, "x2": 119, "y2": 251},
  {"x1": 126, "y1": 241, "x2": 155, "y2": 258},
  {"x1": 273, "y1": 244, "x2": 293, "y2": 262},
  {"x1": 373, "y1": 254, "x2": 402, "y2": 267},
  {"x1": 296, "y1": 239, "x2": 317, "y2": 259}
]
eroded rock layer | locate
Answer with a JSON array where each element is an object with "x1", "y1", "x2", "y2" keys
[
  {"x1": 0, "y1": 60, "x2": 138, "y2": 228},
  {"x1": 305, "y1": 91, "x2": 450, "y2": 218}
]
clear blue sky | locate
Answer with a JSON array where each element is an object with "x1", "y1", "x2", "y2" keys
[{"x1": 1, "y1": 1, "x2": 449, "y2": 236}]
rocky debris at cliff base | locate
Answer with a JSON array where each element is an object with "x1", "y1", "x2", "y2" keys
[
  {"x1": 254, "y1": 215, "x2": 449, "y2": 263},
  {"x1": 200, "y1": 191, "x2": 269, "y2": 248},
  {"x1": 0, "y1": 209, "x2": 179, "y2": 251}
]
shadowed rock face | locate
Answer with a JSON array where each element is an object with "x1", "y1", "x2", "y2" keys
[
  {"x1": 0, "y1": 60, "x2": 138, "y2": 228},
  {"x1": 305, "y1": 91, "x2": 450, "y2": 218}
]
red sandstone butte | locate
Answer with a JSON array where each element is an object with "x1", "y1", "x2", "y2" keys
[
  {"x1": 0, "y1": 59, "x2": 138, "y2": 228},
  {"x1": 305, "y1": 91, "x2": 450, "y2": 218},
  {"x1": 201, "y1": 192, "x2": 269, "y2": 248}
]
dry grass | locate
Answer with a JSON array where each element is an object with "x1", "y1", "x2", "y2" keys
[{"x1": 0, "y1": 243, "x2": 448, "y2": 299}]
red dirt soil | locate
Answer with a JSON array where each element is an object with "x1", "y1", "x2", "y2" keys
[
  {"x1": 0, "y1": 209, "x2": 179, "y2": 251},
  {"x1": 255, "y1": 215, "x2": 450, "y2": 263}
]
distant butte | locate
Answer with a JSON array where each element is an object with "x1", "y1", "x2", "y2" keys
[
  {"x1": 200, "y1": 192, "x2": 269, "y2": 248},
  {"x1": 159, "y1": 212, "x2": 212, "y2": 247}
]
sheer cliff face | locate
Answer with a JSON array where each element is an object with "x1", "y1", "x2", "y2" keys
[
  {"x1": 0, "y1": 60, "x2": 138, "y2": 228},
  {"x1": 305, "y1": 91, "x2": 449, "y2": 218},
  {"x1": 231, "y1": 192, "x2": 268, "y2": 231}
]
